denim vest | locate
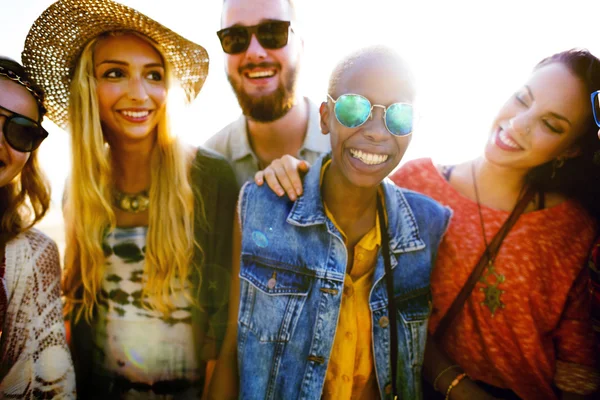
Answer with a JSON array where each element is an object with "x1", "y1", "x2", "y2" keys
[{"x1": 237, "y1": 155, "x2": 451, "y2": 400}]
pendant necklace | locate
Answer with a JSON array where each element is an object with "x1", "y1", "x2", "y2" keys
[
  {"x1": 113, "y1": 188, "x2": 150, "y2": 213},
  {"x1": 470, "y1": 162, "x2": 506, "y2": 316}
]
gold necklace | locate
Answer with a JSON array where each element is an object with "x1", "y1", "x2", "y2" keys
[
  {"x1": 470, "y1": 162, "x2": 506, "y2": 316},
  {"x1": 113, "y1": 189, "x2": 150, "y2": 213}
]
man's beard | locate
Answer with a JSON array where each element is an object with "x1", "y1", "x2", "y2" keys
[{"x1": 228, "y1": 64, "x2": 298, "y2": 122}]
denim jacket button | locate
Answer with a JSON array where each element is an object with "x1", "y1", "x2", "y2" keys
[{"x1": 379, "y1": 316, "x2": 389, "y2": 328}]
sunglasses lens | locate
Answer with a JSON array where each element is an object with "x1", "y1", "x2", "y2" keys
[
  {"x1": 5, "y1": 117, "x2": 45, "y2": 152},
  {"x1": 593, "y1": 92, "x2": 600, "y2": 128},
  {"x1": 218, "y1": 27, "x2": 250, "y2": 54},
  {"x1": 256, "y1": 21, "x2": 290, "y2": 49},
  {"x1": 334, "y1": 95, "x2": 371, "y2": 128},
  {"x1": 386, "y1": 103, "x2": 414, "y2": 136}
]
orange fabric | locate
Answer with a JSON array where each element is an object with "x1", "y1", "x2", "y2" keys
[
  {"x1": 320, "y1": 160, "x2": 380, "y2": 400},
  {"x1": 391, "y1": 158, "x2": 599, "y2": 399}
]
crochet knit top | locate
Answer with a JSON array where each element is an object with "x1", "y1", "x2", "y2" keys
[{"x1": 0, "y1": 229, "x2": 75, "y2": 399}]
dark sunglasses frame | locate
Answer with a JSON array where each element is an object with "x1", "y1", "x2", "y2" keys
[
  {"x1": 327, "y1": 93, "x2": 415, "y2": 137},
  {"x1": 0, "y1": 103, "x2": 48, "y2": 152},
  {"x1": 216, "y1": 20, "x2": 292, "y2": 54},
  {"x1": 591, "y1": 91, "x2": 600, "y2": 128}
]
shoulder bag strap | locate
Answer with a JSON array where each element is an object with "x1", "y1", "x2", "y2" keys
[
  {"x1": 377, "y1": 194, "x2": 398, "y2": 400},
  {"x1": 434, "y1": 186, "x2": 536, "y2": 341}
]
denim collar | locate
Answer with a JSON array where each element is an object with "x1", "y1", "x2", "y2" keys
[
  {"x1": 229, "y1": 97, "x2": 329, "y2": 162},
  {"x1": 287, "y1": 154, "x2": 425, "y2": 254}
]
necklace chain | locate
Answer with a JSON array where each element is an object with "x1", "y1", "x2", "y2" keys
[
  {"x1": 470, "y1": 161, "x2": 506, "y2": 316},
  {"x1": 471, "y1": 162, "x2": 491, "y2": 251}
]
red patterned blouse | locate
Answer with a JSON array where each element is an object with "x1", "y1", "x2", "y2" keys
[
  {"x1": 588, "y1": 240, "x2": 600, "y2": 342},
  {"x1": 391, "y1": 158, "x2": 599, "y2": 400}
]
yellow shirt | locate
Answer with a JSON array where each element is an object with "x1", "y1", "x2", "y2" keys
[{"x1": 320, "y1": 160, "x2": 381, "y2": 400}]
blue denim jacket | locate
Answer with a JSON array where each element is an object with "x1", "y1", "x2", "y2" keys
[{"x1": 237, "y1": 155, "x2": 451, "y2": 400}]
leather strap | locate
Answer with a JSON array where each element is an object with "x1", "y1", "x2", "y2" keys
[
  {"x1": 377, "y1": 194, "x2": 398, "y2": 399},
  {"x1": 434, "y1": 186, "x2": 536, "y2": 341}
]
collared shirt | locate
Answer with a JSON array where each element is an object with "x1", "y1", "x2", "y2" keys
[
  {"x1": 204, "y1": 97, "x2": 330, "y2": 187},
  {"x1": 320, "y1": 160, "x2": 380, "y2": 400}
]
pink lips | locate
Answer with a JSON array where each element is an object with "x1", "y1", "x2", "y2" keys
[{"x1": 493, "y1": 128, "x2": 523, "y2": 152}]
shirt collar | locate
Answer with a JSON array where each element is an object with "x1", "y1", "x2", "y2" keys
[
  {"x1": 229, "y1": 114, "x2": 254, "y2": 162},
  {"x1": 229, "y1": 97, "x2": 329, "y2": 163},
  {"x1": 288, "y1": 154, "x2": 425, "y2": 254}
]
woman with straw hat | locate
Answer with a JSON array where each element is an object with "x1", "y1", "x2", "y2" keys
[
  {"x1": 0, "y1": 56, "x2": 75, "y2": 399},
  {"x1": 23, "y1": 0, "x2": 238, "y2": 398}
]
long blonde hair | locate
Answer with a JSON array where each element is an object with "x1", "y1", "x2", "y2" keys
[{"x1": 62, "y1": 32, "x2": 199, "y2": 321}]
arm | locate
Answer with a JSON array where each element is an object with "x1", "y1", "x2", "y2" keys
[
  {"x1": 254, "y1": 155, "x2": 310, "y2": 200},
  {"x1": 207, "y1": 209, "x2": 242, "y2": 400},
  {"x1": 423, "y1": 335, "x2": 498, "y2": 400},
  {"x1": 552, "y1": 268, "x2": 600, "y2": 397}
]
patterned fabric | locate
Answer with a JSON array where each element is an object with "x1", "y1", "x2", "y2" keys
[
  {"x1": 69, "y1": 147, "x2": 238, "y2": 399},
  {"x1": 0, "y1": 229, "x2": 75, "y2": 399},
  {"x1": 589, "y1": 239, "x2": 600, "y2": 337},
  {"x1": 204, "y1": 97, "x2": 331, "y2": 187},
  {"x1": 321, "y1": 160, "x2": 379, "y2": 400},
  {"x1": 0, "y1": 256, "x2": 6, "y2": 334},
  {"x1": 391, "y1": 158, "x2": 599, "y2": 399},
  {"x1": 91, "y1": 226, "x2": 200, "y2": 399}
]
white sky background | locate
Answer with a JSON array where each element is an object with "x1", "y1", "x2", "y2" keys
[{"x1": 2, "y1": 0, "x2": 600, "y2": 245}]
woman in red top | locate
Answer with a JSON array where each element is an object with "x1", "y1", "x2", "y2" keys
[{"x1": 257, "y1": 49, "x2": 600, "y2": 399}]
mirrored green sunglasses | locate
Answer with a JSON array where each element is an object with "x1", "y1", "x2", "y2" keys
[{"x1": 327, "y1": 93, "x2": 414, "y2": 136}]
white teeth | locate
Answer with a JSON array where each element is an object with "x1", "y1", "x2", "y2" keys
[
  {"x1": 499, "y1": 129, "x2": 521, "y2": 149},
  {"x1": 349, "y1": 149, "x2": 389, "y2": 165},
  {"x1": 247, "y1": 70, "x2": 275, "y2": 78},
  {"x1": 121, "y1": 110, "x2": 149, "y2": 118}
]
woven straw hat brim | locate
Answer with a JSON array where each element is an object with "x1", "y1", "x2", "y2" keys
[{"x1": 22, "y1": 0, "x2": 209, "y2": 129}]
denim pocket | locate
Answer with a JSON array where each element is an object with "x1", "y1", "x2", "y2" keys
[
  {"x1": 396, "y1": 288, "x2": 431, "y2": 367},
  {"x1": 239, "y1": 255, "x2": 311, "y2": 342}
]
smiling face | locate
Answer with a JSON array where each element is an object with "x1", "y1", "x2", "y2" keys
[
  {"x1": 486, "y1": 63, "x2": 590, "y2": 170},
  {"x1": 0, "y1": 78, "x2": 37, "y2": 187},
  {"x1": 321, "y1": 55, "x2": 416, "y2": 189},
  {"x1": 94, "y1": 33, "x2": 167, "y2": 147},
  {"x1": 222, "y1": 0, "x2": 301, "y2": 122}
]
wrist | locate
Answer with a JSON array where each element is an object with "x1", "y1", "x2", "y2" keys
[
  {"x1": 433, "y1": 364, "x2": 462, "y2": 392},
  {"x1": 444, "y1": 372, "x2": 468, "y2": 400}
]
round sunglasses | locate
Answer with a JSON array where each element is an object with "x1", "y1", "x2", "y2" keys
[
  {"x1": 216, "y1": 20, "x2": 291, "y2": 55},
  {"x1": 327, "y1": 94, "x2": 414, "y2": 136},
  {"x1": 0, "y1": 104, "x2": 48, "y2": 152}
]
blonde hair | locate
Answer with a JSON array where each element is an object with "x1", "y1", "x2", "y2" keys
[{"x1": 62, "y1": 32, "x2": 200, "y2": 321}]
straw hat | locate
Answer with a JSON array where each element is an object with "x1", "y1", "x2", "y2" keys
[{"x1": 22, "y1": 0, "x2": 209, "y2": 129}]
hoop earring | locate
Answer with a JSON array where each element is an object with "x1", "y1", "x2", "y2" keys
[{"x1": 551, "y1": 157, "x2": 565, "y2": 179}]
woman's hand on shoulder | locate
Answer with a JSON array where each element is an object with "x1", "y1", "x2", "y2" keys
[{"x1": 254, "y1": 155, "x2": 310, "y2": 201}]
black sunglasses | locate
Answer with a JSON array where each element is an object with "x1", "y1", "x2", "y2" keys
[
  {"x1": 0, "y1": 104, "x2": 48, "y2": 152},
  {"x1": 216, "y1": 20, "x2": 291, "y2": 55}
]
